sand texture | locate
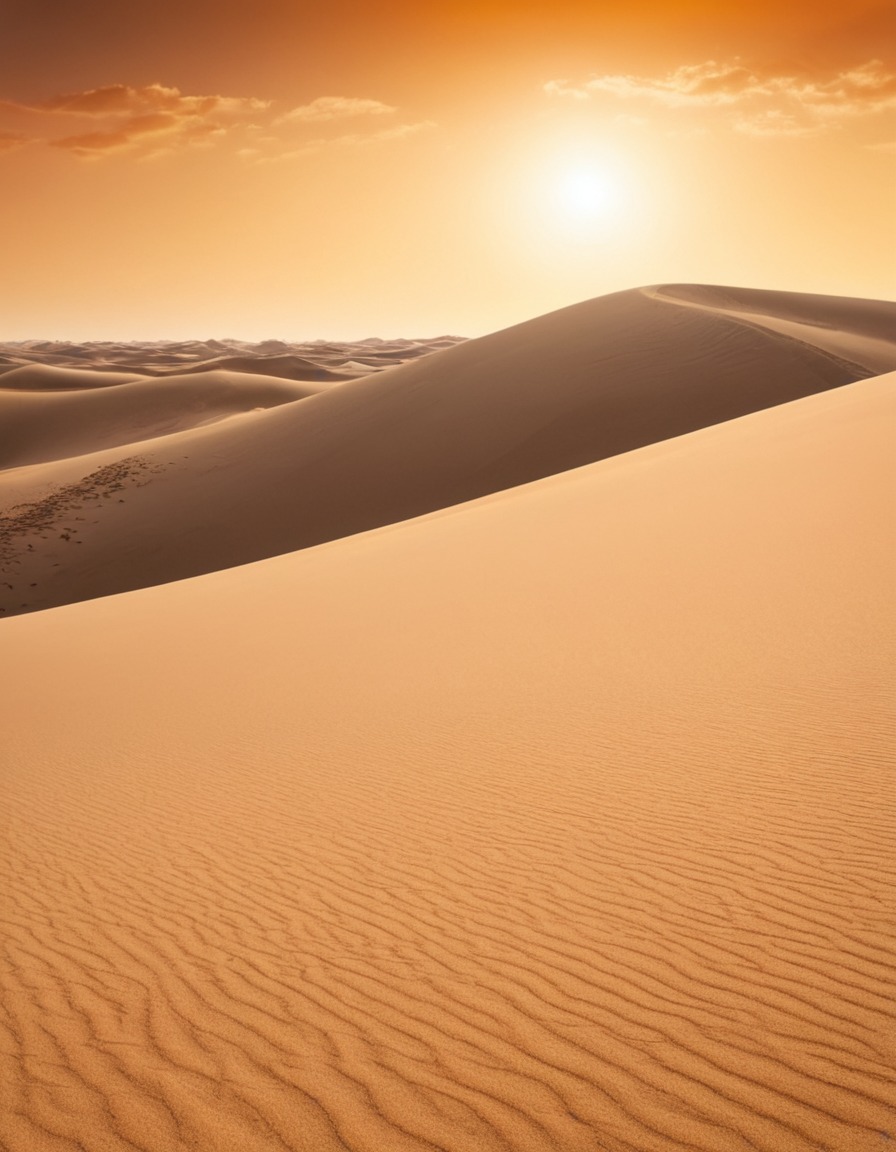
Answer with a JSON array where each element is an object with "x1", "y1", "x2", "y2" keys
[
  {"x1": 1, "y1": 284, "x2": 895, "y2": 1152},
  {"x1": 0, "y1": 336, "x2": 465, "y2": 381},
  {"x1": 2, "y1": 284, "x2": 895, "y2": 617}
]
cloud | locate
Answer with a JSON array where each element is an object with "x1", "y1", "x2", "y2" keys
[
  {"x1": 790, "y1": 61, "x2": 896, "y2": 117},
  {"x1": 260, "y1": 120, "x2": 436, "y2": 162},
  {"x1": 542, "y1": 80, "x2": 590, "y2": 102},
  {"x1": 50, "y1": 112, "x2": 180, "y2": 154},
  {"x1": 545, "y1": 59, "x2": 896, "y2": 137},
  {"x1": 277, "y1": 96, "x2": 397, "y2": 124},
  {"x1": 49, "y1": 112, "x2": 231, "y2": 156},
  {"x1": 0, "y1": 130, "x2": 29, "y2": 153},
  {"x1": 546, "y1": 62, "x2": 771, "y2": 107},
  {"x1": 0, "y1": 83, "x2": 429, "y2": 161},
  {"x1": 733, "y1": 111, "x2": 823, "y2": 138},
  {"x1": 352, "y1": 121, "x2": 435, "y2": 144},
  {"x1": 0, "y1": 83, "x2": 269, "y2": 158},
  {"x1": 4, "y1": 83, "x2": 269, "y2": 120}
]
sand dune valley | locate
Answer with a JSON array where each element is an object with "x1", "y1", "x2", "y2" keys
[{"x1": 2, "y1": 282, "x2": 896, "y2": 1152}]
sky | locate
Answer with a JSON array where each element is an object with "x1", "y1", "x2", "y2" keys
[{"x1": 1, "y1": 0, "x2": 894, "y2": 339}]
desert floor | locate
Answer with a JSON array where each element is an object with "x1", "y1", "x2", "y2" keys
[{"x1": 2, "y1": 285, "x2": 895, "y2": 1151}]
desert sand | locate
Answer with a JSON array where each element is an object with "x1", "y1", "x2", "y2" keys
[
  {"x1": 1, "y1": 287, "x2": 894, "y2": 1151},
  {"x1": 2, "y1": 285, "x2": 895, "y2": 617}
]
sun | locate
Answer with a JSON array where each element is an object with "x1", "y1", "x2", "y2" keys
[
  {"x1": 553, "y1": 165, "x2": 619, "y2": 222},
  {"x1": 499, "y1": 141, "x2": 636, "y2": 253}
]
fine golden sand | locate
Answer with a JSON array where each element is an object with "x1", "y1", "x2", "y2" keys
[{"x1": 1, "y1": 289, "x2": 894, "y2": 1151}]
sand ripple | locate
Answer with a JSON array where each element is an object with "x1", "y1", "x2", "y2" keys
[{"x1": 1, "y1": 374, "x2": 893, "y2": 1150}]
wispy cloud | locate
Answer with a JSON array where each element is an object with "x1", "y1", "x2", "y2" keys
[
  {"x1": 256, "y1": 120, "x2": 437, "y2": 163},
  {"x1": 0, "y1": 130, "x2": 29, "y2": 153},
  {"x1": 49, "y1": 115, "x2": 229, "y2": 157},
  {"x1": 0, "y1": 84, "x2": 428, "y2": 161},
  {"x1": 547, "y1": 62, "x2": 772, "y2": 107},
  {"x1": 733, "y1": 111, "x2": 822, "y2": 139},
  {"x1": 0, "y1": 83, "x2": 268, "y2": 158},
  {"x1": 542, "y1": 80, "x2": 591, "y2": 102},
  {"x1": 277, "y1": 96, "x2": 397, "y2": 124},
  {"x1": 545, "y1": 60, "x2": 896, "y2": 138},
  {"x1": 1, "y1": 83, "x2": 270, "y2": 120}
]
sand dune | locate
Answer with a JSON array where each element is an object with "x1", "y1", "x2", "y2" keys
[
  {"x1": 0, "y1": 370, "x2": 328, "y2": 469},
  {"x1": 162, "y1": 354, "x2": 354, "y2": 381},
  {"x1": 0, "y1": 335, "x2": 466, "y2": 379},
  {"x1": 2, "y1": 284, "x2": 894, "y2": 616},
  {"x1": 654, "y1": 284, "x2": 896, "y2": 374},
  {"x1": 0, "y1": 363, "x2": 143, "y2": 391},
  {"x1": 1, "y1": 372, "x2": 893, "y2": 1152}
]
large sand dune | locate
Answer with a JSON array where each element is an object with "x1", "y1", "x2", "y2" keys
[
  {"x1": 2, "y1": 370, "x2": 893, "y2": 1151},
  {"x1": 3, "y1": 284, "x2": 894, "y2": 616}
]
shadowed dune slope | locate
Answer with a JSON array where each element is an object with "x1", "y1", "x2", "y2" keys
[
  {"x1": 160, "y1": 353, "x2": 353, "y2": 381},
  {"x1": 0, "y1": 364, "x2": 143, "y2": 391},
  {"x1": 2, "y1": 284, "x2": 895, "y2": 616},
  {"x1": 0, "y1": 370, "x2": 330, "y2": 469},
  {"x1": 1, "y1": 374, "x2": 894, "y2": 1152}
]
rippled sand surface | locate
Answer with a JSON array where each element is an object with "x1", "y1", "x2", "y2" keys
[{"x1": 2, "y1": 368, "x2": 893, "y2": 1151}]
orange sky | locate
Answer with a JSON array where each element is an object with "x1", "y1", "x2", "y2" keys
[{"x1": 1, "y1": 0, "x2": 894, "y2": 338}]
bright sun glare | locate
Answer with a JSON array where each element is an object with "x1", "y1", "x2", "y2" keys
[
  {"x1": 510, "y1": 146, "x2": 636, "y2": 253},
  {"x1": 554, "y1": 166, "x2": 619, "y2": 221}
]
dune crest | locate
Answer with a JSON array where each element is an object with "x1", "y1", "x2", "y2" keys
[{"x1": 652, "y1": 283, "x2": 896, "y2": 374}]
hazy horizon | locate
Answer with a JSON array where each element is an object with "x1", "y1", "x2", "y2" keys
[{"x1": 4, "y1": 276, "x2": 896, "y2": 343}]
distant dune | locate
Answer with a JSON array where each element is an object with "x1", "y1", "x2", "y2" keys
[
  {"x1": 159, "y1": 353, "x2": 356, "y2": 381},
  {"x1": 0, "y1": 334, "x2": 466, "y2": 379},
  {"x1": 0, "y1": 370, "x2": 330, "y2": 469},
  {"x1": 0, "y1": 363, "x2": 144, "y2": 390},
  {"x1": 2, "y1": 368, "x2": 893, "y2": 1152},
  {"x1": 2, "y1": 284, "x2": 894, "y2": 616}
]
